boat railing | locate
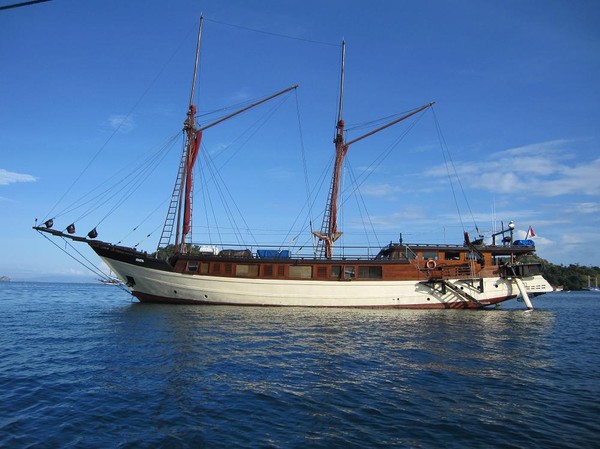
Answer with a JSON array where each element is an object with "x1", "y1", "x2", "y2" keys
[
  {"x1": 419, "y1": 262, "x2": 476, "y2": 281},
  {"x1": 187, "y1": 240, "x2": 533, "y2": 262},
  {"x1": 191, "y1": 242, "x2": 397, "y2": 261}
]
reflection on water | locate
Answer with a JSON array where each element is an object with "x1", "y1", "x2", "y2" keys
[{"x1": 1, "y1": 285, "x2": 598, "y2": 448}]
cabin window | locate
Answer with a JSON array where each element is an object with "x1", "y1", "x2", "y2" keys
[
  {"x1": 444, "y1": 251, "x2": 461, "y2": 261},
  {"x1": 404, "y1": 249, "x2": 417, "y2": 260},
  {"x1": 212, "y1": 263, "x2": 221, "y2": 274},
  {"x1": 344, "y1": 266, "x2": 356, "y2": 279},
  {"x1": 236, "y1": 264, "x2": 259, "y2": 277},
  {"x1": 316, "y1": 266, "x2": 327, "y2": 278},
  {"x1": 289, "y1": 265, "x2": 313, "y2": 279},
  {"x1": 200, "y1": 262, "x2": 209, "y2": 274},
  {"x1": 359, "y1": 266, "x2": 382, "y2": 279},
  {"x1": 225, "y1": 263, "x2": 233, "y2": 275},
  {"x1": 331, "y1": 266, "x2": 342, "y2": 279},
  {"x1": 263, "y1": 265, "x2": 274, "y2": 277},
  {"x1": 422, "y1": 251, "x2": 438, "y2": 261},
  {"x1": 394, "y1": 251, "x2": 409, "y2": 261},
  {"x1": 186, "y1": 261, "x2": 198, "y2": 273},
  {"x1": 277, "y1": 265, "x2": 285, "y2": 277}
]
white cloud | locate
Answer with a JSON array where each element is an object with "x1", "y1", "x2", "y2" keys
[
  {"x1": 366, "y1": 208, "x2": 428, "y2": 228},
  {"x1": 0, "y1": 168, "x2": 37, "y2": 185},
  {"x1": 359, "y1": 183, "x2": 403, "y2": 197},
  {"x1": 229, "y1": 89, "x2": 253, "y2": 103},
  {"x1": 565, "y1": 202, "x2": 600, "y2": 214},
  {"x1": 107, "y1": 114, "x2": 135, "y2": 133},
  {"x1": 538, "y1": 158, "x2": 600, "y2": 196},
  {"x1": 425, "y1": 140, "x2": 600, "y2": 197},
  {"x1": 267, "y1": 166, "x2": 296, "y2": 180}
]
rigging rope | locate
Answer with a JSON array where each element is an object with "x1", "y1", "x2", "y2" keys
[
  {"x1": 295, "y1": 90, "x2": 314, "y2": 235},
  {"x1": 339, "y1": 108, "x2": 428, "y2": 208},
  {"x1": 431, "y1": 107, "x2": 479, "y2": 234},
  {"x1": 42, "y1": 25, "x2": 197, "y2": 223},
  {"x1": 118, "y1": 196, "x2": 171, "y2": 247},
  {"x1": 345, "y1": 108, "x2": 424, "y2": 132},
  {"x1": 347, "y1": 159, "x2": 379, "y2": 252},
  {"x1": 35, "y1": 230, "x2": 129, "y2": 294},
  {"x1": 191, "y1": 92, "x2": 297, "y2": 248},
  {"x1": 204, "y1": 17, "x2": 340, "y2": 48},
  {"x1": 201, "y1": 146, "x2": 256, "y2": 247},
  {"x1": 55, "y1": 131, "x2": 181, "y2": 232},
  {"x1": 275, "y1": 90, "x2": 315, "y2": 251}
]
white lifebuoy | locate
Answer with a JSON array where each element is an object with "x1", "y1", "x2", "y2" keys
[{"x1": 426, "y1": 259, "x2": 436, "y2": 269}]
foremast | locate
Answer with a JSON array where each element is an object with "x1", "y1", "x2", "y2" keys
[
  {"x1": 158, "y1": 16, "x2": 298, "y2": 256},
  {"x1": 314, "y1": 41, "x2": 435, "y2": 259},
  {"x1": 157, "y1": 16, "x2": 204, "y2": 255}
]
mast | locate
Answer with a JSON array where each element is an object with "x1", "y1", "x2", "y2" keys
[
  {"x1": 189, "y1": 15, "x2": 203, "y2": 108},
  {"x1": 336, "y1": 40, "x2": 345, "y2": 133},
  {"x1": 159, "y1": 14, "x2": 298, "y2": 256},
  {"x1": 171, "y1": 15, "x2": 204, "y2": 255},
  {"x1": 313, "y1": 41, "x2": 347, "y2": 259},
  {"x1": 314, "y1": 40, "x2": 435, "y2": 259}
]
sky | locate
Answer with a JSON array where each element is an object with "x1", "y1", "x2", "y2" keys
[{"x1": 1, "y1": 0, "x2": 599, "y2": 281}]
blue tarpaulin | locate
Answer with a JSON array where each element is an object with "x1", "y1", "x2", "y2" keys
[
  {"x1": 513, "y1": 239, "x2": 535, "y2": 247},
  {"x1": 257, "y1": 249, "x2": 290, "y2": 259}
]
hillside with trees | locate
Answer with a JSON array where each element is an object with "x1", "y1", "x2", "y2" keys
[{"x1": 525, "y1": 255, "x2": 600, "y2": 291}]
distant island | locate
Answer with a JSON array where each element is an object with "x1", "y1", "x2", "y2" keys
[{"x1": 0, "y1": 276, "x2": 10, "y2": 282}]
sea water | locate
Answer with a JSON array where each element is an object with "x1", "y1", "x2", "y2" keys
[{"x1": 1, "y1": 282, "x2": 598, "y2": 448}]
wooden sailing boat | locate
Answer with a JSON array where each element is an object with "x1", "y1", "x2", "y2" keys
[{"x1": 34, "y1": 18, "x2": 552, "y2": 308}]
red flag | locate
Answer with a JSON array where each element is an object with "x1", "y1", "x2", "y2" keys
[{"x1": 528, "y1": 226, "x2": 536, "y2": 238}]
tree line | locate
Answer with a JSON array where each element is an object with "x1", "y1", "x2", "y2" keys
[{"x1": 526, "y1": 255, "x2": 600, "y2": 291}]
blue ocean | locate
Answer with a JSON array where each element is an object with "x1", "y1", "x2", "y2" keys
[{"x1": 1, "y1": 282, "x2": 598, "y2": 448}]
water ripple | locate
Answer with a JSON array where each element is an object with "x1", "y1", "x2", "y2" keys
[{"x1": 1, "y1": 285, "x2": 599, "y2": 448}]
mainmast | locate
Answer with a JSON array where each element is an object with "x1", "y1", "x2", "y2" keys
[
  {"x1": 314, "y1": 41, "x2": 435, "y2": 259},
  {"x1": 314, "y1": 42, "x2": 347, "y2": 259}
]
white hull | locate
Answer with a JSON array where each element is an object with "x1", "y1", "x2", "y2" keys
[{"x1": 102, "y1": 256, "x2": 553, "y2": 308}]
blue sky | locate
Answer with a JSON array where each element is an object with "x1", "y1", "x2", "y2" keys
[{"x1": 1, "y1": 0, "x2": 599, "y2": 281}]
